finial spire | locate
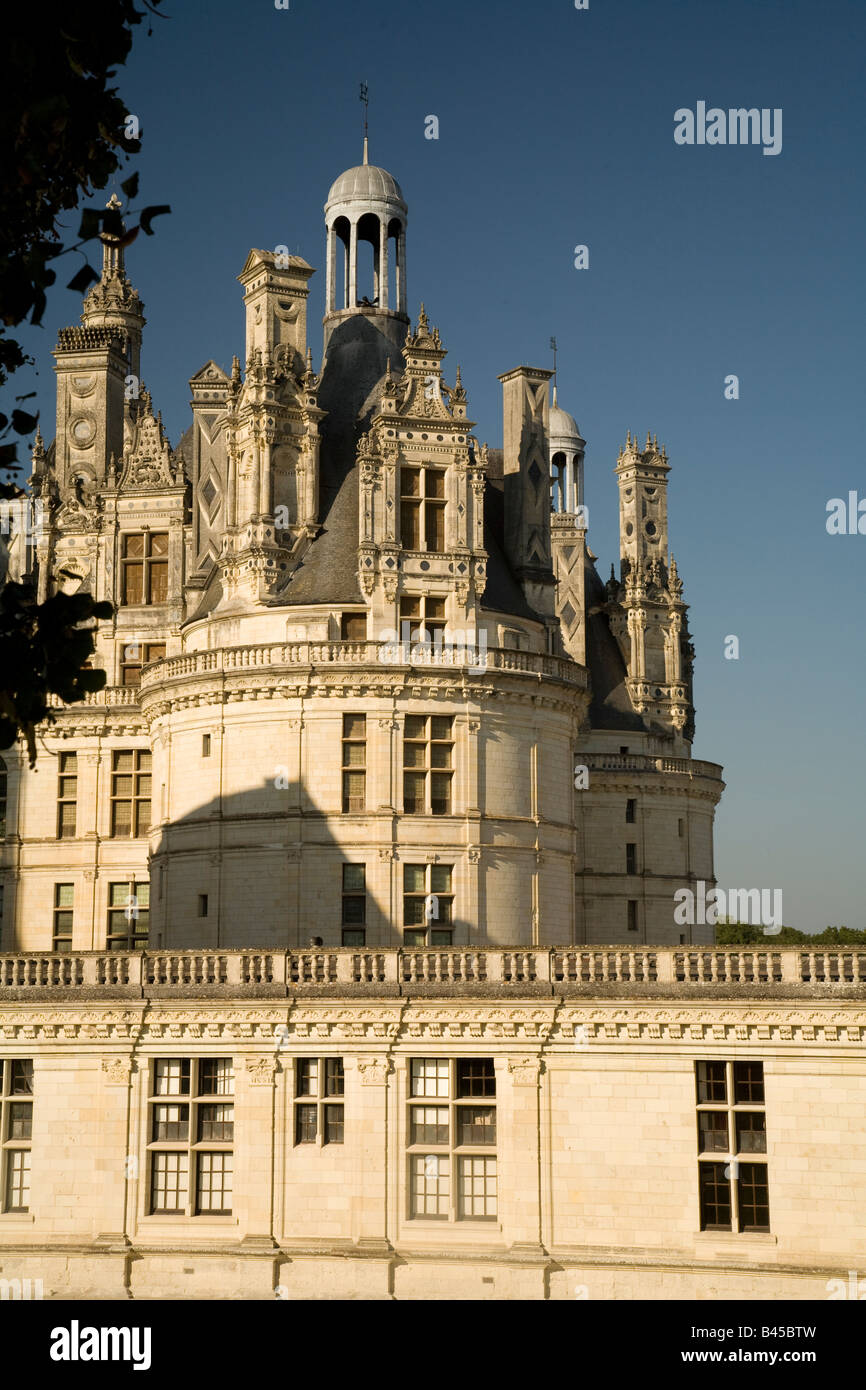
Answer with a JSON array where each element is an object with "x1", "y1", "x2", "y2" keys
[{"x1": 549, "y1": 335, "x2": 557, "y2": 395}]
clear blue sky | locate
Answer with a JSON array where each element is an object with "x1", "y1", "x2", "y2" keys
[{"x1": 19, "y1": 0, "x2": 865, "y2": 930}]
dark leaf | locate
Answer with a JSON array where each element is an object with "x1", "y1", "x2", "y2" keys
[
  {"x1": 11, "y1": 409, "x2": 39, "y2": 434},
  {"x1": 77, "y1": 208, "x2": 103, "y2": 241},
  {"x1": 66, "y1": 263, "x2": 100, "y2": 294},
  {"x1": 138, "y1": 204, "x2": 171, "y2": 235},
  {"x1": 120, "y1": 171, "x2": 139, "y2": 199}
]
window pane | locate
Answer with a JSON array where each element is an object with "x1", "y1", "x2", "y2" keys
[
  {"x1": 152, "y1": 1103, "x2": 189, "y2": 1142},
  {"x1": 456, "y1": 1059, "x2": 495, "y2": 1098},
  {"x1": 123, "y1": 564, "x2": 144, "y2": 605},
  {"x1": 324, "y1": 1104, "x2": 344, "y2": 1144},
  {"x1": 403, "y1": 743, "x2": 426, "y2": 769},
  {"x1": 404, "y1": 715, "x2": 426, "y2": 739},
  {"x1": 403, "y1": 929, "x2": 426, "y2": 946},
  {"x1": 198, "y1": 1103, "x2": 234, "y2": 1142},
  {"x1": 410, "y1": 1059, "x2": 449, "y2": 1099},
  {"x1": 199, "y1": 1059, "x2": 234, "y2": 1096},
  {"x1": 297, "y1": 1059, "x2": 318, "y2": 1097},
  {"x1": 430, "y1": 865, "x2": 452, "y2": 895},
  {"x1": 325, "y1": 1058, "x2": 344, "y2": 1097},
  {"x1": 401, "y1": 468, "x2": 421, "y2": 497},
  {"x1": 411, "y1": 1153, "x2": 449, "y2": 1217},
  {"x1": 55, "y1": 884, "x2": 74, "y2": 909},
  {"x1": 696, "y1": 1061, "x2": 727, "y2": 1104},
  {"x1": 425, "y1": 504, "x2": 445, "y2": 552},
  {"x1": 733, "y1": 1062, "x2": 765, "y2": 1105},
  {"x1": 426, "y1": 471, "x2": 445, "y2": 500},
  {"x1": 343, "y1": 742, "x2": 365, "y2": 768},
  {"x1": 196, "y1": 1151, "x2": 232, "y2": 1214},
  {"x1": 403, "y1": 865, "x2": 426, "y2": 895},
  {"x1": 153, "y1": 1059, "x2": 190, "y2": 1097},
  {"x1": 401, "y1": 501, "x2": 420, "y2": 548},
  {"x1": 342, "y1": 864, "x2": 365, "y2": 892},
  {"x1": 343, "y1": 714, "x2": 366, "y2": 739},
  {"x1": 295, "y1": 1104, "x2": 317, "y2": 1144},
  {"x1": 737, "y1": 1163, "x2": 770, "y2": 1232},
  {"x1": 10, "y1": 1061, "x2": 34, "y2": 1095},
  {"x1": 735, "y1": 1112, "x2": 767, "y2": 1154},
  {"x1": 458, "y1": 1155, "x2": 497, "y2": 1219},
  {"x1": 698, "y1": 1111, "x2": 728, "y2": 1153},
  {"x1": 150, "y1": 533, "x2": 169, "y2": 557},
  {"x1": 431, "y1": 773, "x2": 452, "y2": 814},
  {"x1": 9, "y1": 1102, "x2": 32, "y2": 1140},
  {"x1": 5, "y1": 1150, "x2": 31, "y2": 1211},
  {"x1": 148, "y1": 561, "x2": 168, "y2": 604},
  {"x1": 430, "y1": 716, "x2": 452, "y2": 742},
  {"x1": 123, "y1": 534, "x2": 144, "y2": 558},
  {"x1": 411, "y1": 1106, "x2": 449, "y2": 1145},
  {"x1": 403, "y1": 898, "x2": 426, "y2": 927},
  {"x1": 698, "y1": 1161, "x2": 731, "y2": 1230},
  {"x1": 150, "y1": 1151, "x2": 188, "y2": 1213},
  {"x1": 342, "y1": 895, "x2": 365, "y2": 924},
  {"x1": 430, "y1": 744, "x2": 451, "y2": 769}
]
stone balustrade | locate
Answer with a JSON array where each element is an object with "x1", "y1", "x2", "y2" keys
[
  {"x1": 0, "y1": 946, "x2": 863, "y2": 997},
  {"x1": 46, "y1": 685, "x2": 140, "y2": 709},
  {"x1": 582, "y1": 752, "x2": 724, "y2": 780},
  {"x1": 136, "y1": 641, "x2": 589, "y2": 690}
]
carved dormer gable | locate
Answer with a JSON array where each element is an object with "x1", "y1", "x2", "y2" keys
[{"x1": 118, "y1": 392, "x2": 177, "y2": 491}]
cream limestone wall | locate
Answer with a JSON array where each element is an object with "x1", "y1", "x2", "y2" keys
[{"x1": 0, "y1": 949, "x2": 862, "y2": 1300}]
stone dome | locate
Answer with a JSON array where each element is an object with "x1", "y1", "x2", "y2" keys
[
  {"x1": 326, "y1": 162, "x2": 406, "y2": 210},
  {"x1": 549, "y1": 391, "x2": 584, "y2": 444}
]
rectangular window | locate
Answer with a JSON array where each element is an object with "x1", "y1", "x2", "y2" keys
[
  {"x1": 57, "y1": 752, "x2": 77, "y2": 838},
  {"x1": 121, "y1": 532, "x2": 169, "y2": 606},
  {"x1": 407, "y1": 1058, "x2": 497, "y2": 1221},
  {"x1": 52, "y1": 883, "x2": 74, "y2": 951},
  {"x1": 696, "y1": 1061, "x2": 769, "y2": 1233},
  {"x1": 120, "y1": 642, "x2": 166, "y2": 687},
  {"x1": 403, "y1": 714, "x2": 453, "y2": 815},
  {"x1": 107, "y1": 881, "x2": 149, "y2": 949},
  {"x1": 340, "y1": 613, "x2": 367, "y2": 641},
  {"x1": 341, "y1": 715, "x2": 366, "y2": 813},
  {"x1": 147, "y1": 1058, "x2": 233, "y2": 1215},
  {"x1": 202, "y1": 734, "x2": 211, "y2": 758},
  {"x1": 625, "y1": 798, "x2": 636, "y2": 823},
  {"x1": 399, "y1": 595, "x2": 447, "y2": 645},
  {"x1": 342, "y1": 864, "x2": 365, "y2": 926},
  {"x1": 197, "y1": 894, "x2": 208, "y2": 918},
  {"x1": 678, "y1": 817, "x2": 685, "y2": 838},
  {"x1": 1, "y1": 1060, "x2": 34, "y2": 1212},
  {"x1": 626, "y1": 843, "x2": 637, "y2": 874},
  {"x1": 627, "y1": 900, "x2": 638, "y2": 933},
  {"x1": 400, "y1": 466, "x2": 446, "y2": 553},
  {"x1": 293, "y1": 1058, "x2": 345, "y2": 1146},
  {"x1": 342, "y1": 929, "x2": 366, "y2": 947},
  {"x1": 110, "y1": 749, "x2": 152, "y2": 837},
  {"x1": 403, "y1": 863, "x2": 453, "y2": 945}
]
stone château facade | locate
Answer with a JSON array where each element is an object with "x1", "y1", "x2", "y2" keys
[
  {"x1": 0, "y1": 148, "x2": 861, "y2": 1306},
  {"x1": 0, "y1": 147, "x2": 723, "y2": 955}
]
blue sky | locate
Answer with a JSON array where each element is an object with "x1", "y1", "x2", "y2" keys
[{"x1": 18, "y1": 0, "x2": 865, "y2": 929}]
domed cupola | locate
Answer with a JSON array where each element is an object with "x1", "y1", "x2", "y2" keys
[
  {"x1": 324, "y1": 139, "x2": 408, "y2": 331},
  {"x1": 549, "y1": 385, "x2": 586, "y2": 515}
]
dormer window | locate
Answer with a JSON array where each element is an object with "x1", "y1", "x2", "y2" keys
[
  {"x1": 121, "y1": 532, "x2": 168, "y2": 605},
  {"x1": 400, "y1": 467, "x2": 445, "y2": 552}
]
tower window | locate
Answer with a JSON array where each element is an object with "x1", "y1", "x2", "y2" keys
[
  {"x1": 403, "y1": 714, "x2": 453, "y2": 815},
  {"x1": 626, "y1": 843, "x2": 637, "y2": 874},
  {"x1": 342, "y1": 864, "x2": 366, "y2": 938},
  {"x1": 627, "y1": 900, "x2": 638, "y2": 933},
  {"x1": 403, "y1": 863, "x2": 453, "y2": 945},
  {"x1": 340, "y1": 612, "x2": 367, "y2": 641},
  {"x1": 121, "y1": 532, "x2": 169, "y2": 606},
  {"x1": 341, "y1": 715, "x2": 366, "y2": 813},
  {"x1": 198, "y1": 894, "x2": 208, "y2": 918},
  {"x1": 678, "y1": 817, "x2": 685, "y2": 838},
  {"x1": 121, "y1": 642, "x2": 166, "y2": 687},
  {"x1": 1, "y1": 1060, "x2": 34, "y2": 1213},
  {"x1": 107, "y1": 881, "x2": 149, "y2": 949},
  {"x1": 400, "y1": 595, "x2": 446, "y2": 645},
  {"x1": 202, "y1": 734, "x2": 211, "y2": 758},
  {"x1": 57, "y1": 752, "x2": 78, "y2": 838},
  {"x1": 52, "y1": 883, "x2": 74, "y2": 951},
  {"x1": 400, "y1": 467, "x2": 446, "y2": 552},
  {"x1": 109, "y1": 749, "x2": 152, "y2": 837},
  {"x1": 625, "y1": 798, "x2": 636, "y2": 824}
]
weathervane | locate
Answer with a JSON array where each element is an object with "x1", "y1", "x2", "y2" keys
[
  {"x1": 360, "y1": 82, "x2": 369, "y2": 161},
  {"x1": 550, "y1": 335, "x2": 558, "y2": 386}
]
